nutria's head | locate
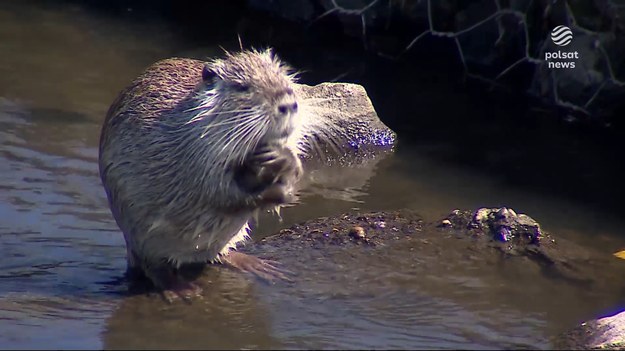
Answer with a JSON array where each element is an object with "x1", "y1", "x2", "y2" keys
[{"x1": 187, "y1": 49, "x2": 299, "y2": 167}]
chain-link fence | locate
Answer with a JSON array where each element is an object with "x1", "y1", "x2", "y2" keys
[{"x1": 252, "y1": 0, "x2": 625, "y2": 124}]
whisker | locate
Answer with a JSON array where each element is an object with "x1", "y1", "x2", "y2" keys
[
  {"x1": 313, "y1": 136, "x2": 330, "y2": 162},
  {"x1": 223, "y1": 118, "x2": 265, "y2": 166},
  {"x1": 187, "y1": 108, "x2": 257, "y2": 124},
  {"x1": 201, "y1": 112, "x2": 259, "y2": 129},
  {"x1": 228, "y1": 128, "x2": 258, "y2": 166},
  {"x1": 241, "y1": 118, "x2": 268, "y2": 164},
  {"x1": 296, "y1": 128, "x2": 320, "y2": 160},
  {"x1": 215, "y1": 114, "x2": 264, "y2": 159},
  {"x1": 221, "y1": 120, "x2": 258, "y2": 154},
  {"x1": 199, "y1": 112, "x2": 262, "y2": 138},
  {"x1": 321, "y1": 128, "x2": 345, "y2": 158},
  {"x1": 303, "y1": 120, "x2": 345, "y2": 160},
  {"x1": 191, "y1": 109, "x2": 256, "y2": 123},
  {"x1": 210, "y1": 118, "x2": 257, "y2": 151}
]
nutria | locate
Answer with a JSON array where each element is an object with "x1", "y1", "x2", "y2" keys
[
  {"x1": 99, "y1": 48, "x2": 396, "y2": 301},
  {"x1": 99, "y1": 49, "x2": 307, "y2": 301}
]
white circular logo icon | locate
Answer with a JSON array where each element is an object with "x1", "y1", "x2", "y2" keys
[{"x1": 551, "y1": 25, "x2": 573, "y2": 46}]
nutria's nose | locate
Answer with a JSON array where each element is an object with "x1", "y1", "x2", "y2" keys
[{"x1": 278, "y1": 102, "x2": 298, "y2": 115}]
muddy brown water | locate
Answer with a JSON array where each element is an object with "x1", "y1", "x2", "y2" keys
[{"x1": 2, "y1": 1, "x2": 625, "y2": 349}]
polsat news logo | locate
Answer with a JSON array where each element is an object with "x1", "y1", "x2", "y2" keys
[{"x1": 545, "y1": 25, "x2": 578, "y2": 69}]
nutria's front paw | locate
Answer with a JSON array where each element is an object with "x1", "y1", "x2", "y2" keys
[
  {"x1": 235, "y1": 143, "x2": 302, "y2": 196},
  {"x1": 249, "y1": 144, "x2": 302, "y2": 183}
]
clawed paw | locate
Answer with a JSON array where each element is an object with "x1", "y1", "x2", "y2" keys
[
  {"x1": 235, "y1": 143, "x2": 302, "y2": 205},
  {"x1": 161, "y1": 281, "x2": 203, "y2": 303},
  {"x1": 221, "y1": 251, "x2": 293, "y2": 283},
  {"x1": 250, "y1": 144, "x2": 302, "y2": 182}
]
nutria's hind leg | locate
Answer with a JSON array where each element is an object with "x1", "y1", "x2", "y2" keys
[
  {"x1": 216, "y1": 223, "x2": 293, "y2": 282},
  {"x1": 143, "y1": 262, "x2": 203, "y2": 303},
  {"x1": 220, "y1": 251, "x2": 293, "y2": 283}
]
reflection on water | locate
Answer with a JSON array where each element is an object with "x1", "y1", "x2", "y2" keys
[{"x1": 1, "y1": 1, "x2": 625, "y2": 349}]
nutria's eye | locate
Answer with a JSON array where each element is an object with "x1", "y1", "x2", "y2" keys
[
  {"x1": 232, "y1": 83, "x2": 250, "y2": 92},
  {"x1": 202, "y1": 66, "x2": 216, "y2": 81}
]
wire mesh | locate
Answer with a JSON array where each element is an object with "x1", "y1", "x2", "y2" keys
[{"x1": 316, "y1": 0, "x2": 625, "y2": 122}]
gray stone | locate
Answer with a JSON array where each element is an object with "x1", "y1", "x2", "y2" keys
[
  {"x1": 557, "y1": 309, "x2": 625, "y2": 350},
  {"x1": 295, "y1": 82, "x2": 396, "y2": 165}
]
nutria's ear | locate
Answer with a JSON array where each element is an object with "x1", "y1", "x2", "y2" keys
[{"x1": 202, "y1": 64, "x2": 216, "y2": 82}]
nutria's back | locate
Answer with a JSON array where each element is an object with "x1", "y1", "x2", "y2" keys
[
  {"x1": 99, "y1": 58, "x2": 208, "y2": 243},
  {"x1": 99, "y1": 58, "x2": 207, "y2": 214},
  {"x1": 102, "y1": 58, "x2": 203, "y2": 131}
]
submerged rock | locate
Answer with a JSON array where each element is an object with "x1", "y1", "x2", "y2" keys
[
  {"x1": 256, "y1": 211, "x2": 422, "y2": 249},
  {"x1": 556, "y1": 309, "x2": 625, "y2": 350},
  {"x1": 254, "y1": 207, "x2": 613, "y2": 286},
  {"x1": 244, "y1": 206, "x2": 625, "y2": 349},
  {"x1": 443, "y1": 207, "x2": 543, "y2": 246}
]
